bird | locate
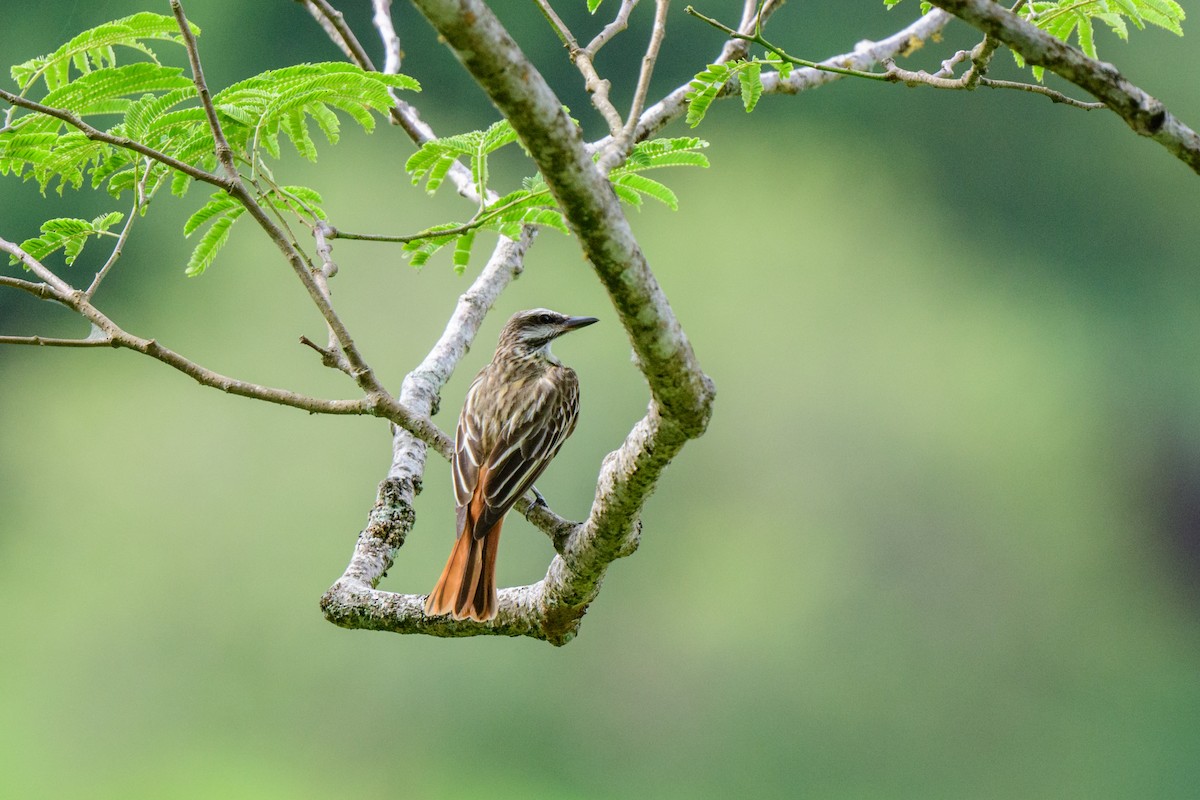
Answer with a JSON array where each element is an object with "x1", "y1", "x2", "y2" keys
[{"x1": 424, "y1": 308, "x2": 598, "y2": 622}]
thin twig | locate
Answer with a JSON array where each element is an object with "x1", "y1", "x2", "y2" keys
[
  {"x1": 0, "y1": 335, "x2": 112, "y2": 347},
  {"x1": 85, "y1": 186, "x2": 143, "y2": 300},
  {"x1": 171, "y1": 0, "x2": 237, "y2": 182},
  {"x1": 301, "y1": 0, "x2": 377, "y2": 71},
  {"x1": 625, "y1": 0, "x2": 670, "y2": 138},
  {"x1": 534, "y1": 0, "x2": 579, "y2": 50},
  {"x1": 686, "y1": 7, "x2": 892, "y2": 81},
  {"x1": 600, "y1": 0, "x2": 670, "y2": 171},
  {"x1": 0, "y1": 236, "x2": 73, "y2": 294},
  {"x1": 585, "y1": 0, "x2": 639, "y2": 56},
  {"x1": 371, "y1": 0, "x2": 403, "y2": 74},
  {"x1": 978, "y1": 76, "x2": 1105, "y2": 109},
  {"x1": 534, "y1": 0, "x2": 625, "y2": 136},
  {"x1": 0, "y1": 274, "x2": 58, "y2": 300},
  {"x1": 330, "y1": 187, "x2": 554, "y2": 244}
]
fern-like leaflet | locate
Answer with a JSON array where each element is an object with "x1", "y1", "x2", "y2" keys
[
  {"x1": 401, "y1": 132, "x2": 708, "y2": 271},
  {"x1": 1, "y1": 13, "x2": 418, "y2": 274},
  {"x1": 10, "y1": 212, "x2": 125, "y2": 267}
]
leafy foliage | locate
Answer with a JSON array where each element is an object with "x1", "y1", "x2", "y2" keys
[
  {"x1": 884, "y1": 0, "x2": 1186, "y2": 81},
  {"x1": 182, "y1": 185, "x2": 326, "y2": 276},
  {"x1": 402, "y1": 129, "x2": 707, "y2": 271},
  {"x1": 685, "y1": 56, "x2": 791, "y2": 127},
  {"x1": 1013, "y1": 0, "x2": 1186, "y2": 80},
  {"x1": 10, "y1": 212, "x2": 124, "y2": 267},
  {"x1": 406, "y1": 117, "x2": 520, "y2": 206},
  {"x1": 10, "y1": 12, "x2": 195, "y2": 93},
  {"x1": 1, "y1": 13, "x2": 417, "y2": 274}
]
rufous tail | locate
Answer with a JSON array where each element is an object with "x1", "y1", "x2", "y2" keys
[{"x1": 424, "y1": 520, "x2": 503, "y2": 621}]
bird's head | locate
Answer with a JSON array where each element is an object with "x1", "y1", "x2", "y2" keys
[{"x1": 498, "y1": 308, "x2": 598, "y2": 360}]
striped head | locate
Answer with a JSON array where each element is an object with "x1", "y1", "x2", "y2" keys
[{"x1": 496, "y1": 308, "x2": 598, "y2": 360}]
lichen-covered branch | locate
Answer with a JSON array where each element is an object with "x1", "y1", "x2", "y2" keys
[{"x1": 927, "y1": 0, "x2": 1200, "y2": 174}]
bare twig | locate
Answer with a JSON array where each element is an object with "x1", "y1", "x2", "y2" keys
[
  {"x1": 371, "y1": 0, "x2": 403, "y2": 74},
  {"x1": 0, "y1": 335, "x2": 112, "y2": 347},
  {"x1": 85, "y1": 186, "x2": 143, "y2": 300},
  {"x1": 585, "y1": 0, "x2": 639, "y2": 56},
  {"x1": 171, "y1": 1, "x2": 237, "y2": 182},
  {"x1": 0, "y1": 275, "x2": 57, "y2": 300},
  {"x1": 597, "y1": 0, "x2": 670, "y2": 171},
  {"x1": 534, "y1": 0, "x2": 625, "y2": 136},
  {"x1": 299, "y1": 0, "x2": 377, "y2": 71},
  {"x1": 0, "y1": 236, "x2": 73, "y2": 294},
  {"x1": 882, "y1": 58, "x2": 1104, "y2": 109},
  {"x1": 0, "y1": 238, "x2": 450, "y2": 437}
]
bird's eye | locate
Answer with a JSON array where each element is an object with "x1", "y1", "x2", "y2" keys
[{"x1": 537, "y1": 314, "x2": 553, "y2": 325}]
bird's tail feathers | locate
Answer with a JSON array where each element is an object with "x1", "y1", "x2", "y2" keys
[{"x1": 424, "y1": 520, "x2": 503, "y2": 622}]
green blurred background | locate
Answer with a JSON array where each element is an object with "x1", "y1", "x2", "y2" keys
[{"x1": 3, "y1": 1, "x2": 1200, "y2": 797}]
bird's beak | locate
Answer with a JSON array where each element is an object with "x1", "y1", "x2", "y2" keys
[{"x1": 561, "y1": 316, "x2": 599, "y2": 332}]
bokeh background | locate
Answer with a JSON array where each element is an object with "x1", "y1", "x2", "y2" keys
[{"x1": 3, "y1": 1, "x2": 1200, "y2": 797}]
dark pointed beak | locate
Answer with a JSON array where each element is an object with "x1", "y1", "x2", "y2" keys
[{"x1": 562, "y1": 316, "x2": 599, "y2": 332}]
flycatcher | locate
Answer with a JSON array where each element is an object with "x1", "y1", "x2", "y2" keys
[{"x1": 425, "y1": 308, "x2": 598, "y2": 622}]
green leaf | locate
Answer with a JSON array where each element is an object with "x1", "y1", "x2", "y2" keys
[
  {"x1": 269, "y1": 185, "x2": 328, "y2": 221},
  {"x1": 588, "y1": 0, "x2": 603, "y2": 12},
  {"x1": 39, "y1": 63, "x2": 193, "y2": 119},
  {"x1": 451, "y1": 228, "x2": 476, "y2": 274},
  {"x1": 1076, "y1": 12, "x2": 1097, "y2": 58},
  {"x1": 612, "y1": 173, "x2": 679, "y2": 210},
  {"x1": 405, "y1": 118, "x2": 519, "y2": 199},
  {"x1": 10, "y1": 212, "x2": 123, "y2": 267},
  {"x1": 520, "y1": 207, "x2": 569, "y2": 233},
  {"x1": 11, "y1": 12, "x2": 194, "y2": 92},
  {"x1": 185, "y1": 207, "x2": 244, "y2": 276},
  {"x1": 184, "y1": 192, "x2": 239, "y2": 236},
  {"x1": 1011, "y1": 0, "x2": 1186, "y2": 78},
  {"x1": 685, "y1": 63, "x2": 731, "y2": 127},
  {"x1": 738, "y1": 61, "x2": 763, "y2": 113}
]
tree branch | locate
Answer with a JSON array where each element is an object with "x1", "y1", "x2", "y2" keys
[
  {"x1": 0, "y1": 274, "x2": 58, "y2": 300},
  {"x1": 0, "y1": 237, "x2": 451, "y2": 443},
  {"x1": 0, "y1": 334, "x2": 112, "y2": 347},
  {"x1": 410, "y1": 0, "x2": 714, "y2": 434},
  {"x1": 927, "y1": 0, "x2": 1200, "y2": 174}
]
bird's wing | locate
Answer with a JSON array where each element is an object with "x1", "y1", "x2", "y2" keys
[{"x1": 464, "y1": 368, "x2": 579, "y2": 539}]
